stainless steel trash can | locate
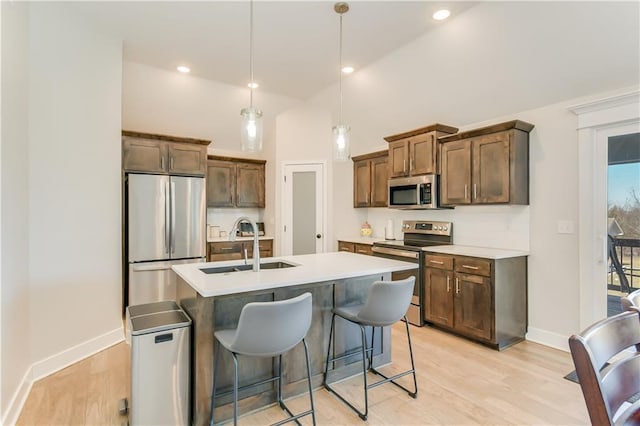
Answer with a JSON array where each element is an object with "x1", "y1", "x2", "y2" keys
[{"x1": 127, "y1": 301, "x2": 191, "y2": 426}]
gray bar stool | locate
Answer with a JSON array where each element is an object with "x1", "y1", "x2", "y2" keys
[
  {"x1": 210, "y1": 292, "x2": 316, "y2": 426},
  {"x1": 323, "y1": 277, "x2": 417, "y2": 420}
]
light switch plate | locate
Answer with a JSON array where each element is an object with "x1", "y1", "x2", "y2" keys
[{"x1": 557, "y1": 220, "x2": 574, "y2": 234}]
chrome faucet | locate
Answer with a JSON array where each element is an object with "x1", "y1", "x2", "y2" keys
[{"x1": 229, "y1": 216, "x2": 260, "y2": 272}]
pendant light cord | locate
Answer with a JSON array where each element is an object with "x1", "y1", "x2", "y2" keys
[
  {"x1": 338, "y1": 13, "x2": 343, "y2": 125},
  {"x1": 249, "y1": 0, "x2": 254, "y2": 107}
]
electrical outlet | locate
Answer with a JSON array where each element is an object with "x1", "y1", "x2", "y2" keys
[{"x1": 557, "y1": 220, "x2": 574, "y2": 234}]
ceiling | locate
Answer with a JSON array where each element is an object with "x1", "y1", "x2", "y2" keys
[{"x1": 64, "y1": 1, "x2": 478, "y2": 100}]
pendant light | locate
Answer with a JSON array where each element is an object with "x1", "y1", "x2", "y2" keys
[
  {"x1": 332, "y1": 2, "x2": 350, "y2": 161},
  {"x1": 240, "y1": 0, "x2": 263, "y2": 152}
]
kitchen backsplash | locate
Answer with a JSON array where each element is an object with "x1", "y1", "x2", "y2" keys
[
  {"x1": 207, "y1": 208, "x2": 264, "y2": 235},
  {"x1": 366, "y1": 205, "x2": 530, "y2": 251}
]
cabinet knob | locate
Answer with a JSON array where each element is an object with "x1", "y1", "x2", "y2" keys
[{"x1": 316, "y1": 234, "x2": 322, "y2": 239}]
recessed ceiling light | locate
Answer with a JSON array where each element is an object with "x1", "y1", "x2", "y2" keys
[
  {"x1": 177, "y1": 65, "x2": 190, "y2": 73},
  {"x1": 248, "y1": 82, "x2": 259, "y2": 89},
  {"x1": 342, "y1": 66, "x2": 355, "y2": 74},
  {"x1": 432, "y1": 9, "x2": 450, "y2": 20}
]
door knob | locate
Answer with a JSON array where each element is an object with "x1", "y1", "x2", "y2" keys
[{"x1": 316, "y1": 234, "x2": 322, "y2": 239}]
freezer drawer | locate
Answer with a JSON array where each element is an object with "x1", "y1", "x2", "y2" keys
[{"x1": 128, "y1": 258, "x2": 204, "y2": 306}]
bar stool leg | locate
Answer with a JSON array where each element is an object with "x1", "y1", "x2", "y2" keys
[
  {"x1": 210, "y1": 340, "x2": 221, "y2": 426},
  {"x1": 323, "y1": 313, "x2": 336, "y2": 386},
  {"x1": 359, "y1": 324, "x2": 369, "y2": 420},
  {"x1": 404, "y1": 316, "x2": 418, "y2": 398},
  {"x1": 232, "y1": 352, "x2": 239, "y2": 426},
  {"x1": 302, "y1": 338, "x2": 317, "y2": 426},
  {"x1": 277, "y1": 354, "x2": 285, "y2": 410}
]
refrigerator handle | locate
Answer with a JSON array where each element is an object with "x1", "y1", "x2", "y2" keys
[
  {"x1": 165, "y1": 181, "x2": 170, "y2": 254},
  {"x1": 171, "y1": 181, "x2": 176, "y2": 254}
]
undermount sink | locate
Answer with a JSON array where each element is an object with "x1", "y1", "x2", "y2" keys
[{"x1": 200, "y1": 261, "x2": 297, "y2": 275}]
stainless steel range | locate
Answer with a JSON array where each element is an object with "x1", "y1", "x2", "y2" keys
[{"x1": 372, "y1": 220, "x2": 453, "y2": 326}]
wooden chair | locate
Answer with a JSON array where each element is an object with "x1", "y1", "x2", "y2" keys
[
  {"x1": 622, "y1": 288, "x2": 640, "y2": 313},
  {"x1": 568, "y1": 310, "x2": 640, "y2": 425}
]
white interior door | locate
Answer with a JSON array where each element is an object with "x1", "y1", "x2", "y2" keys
[{"x1": 282, "y1": 163, "x2": 326, "y2": 255}]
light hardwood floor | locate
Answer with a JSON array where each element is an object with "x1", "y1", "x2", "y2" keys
[{"x1": 17, "y1": 324, "x2": 589, "y2": 425}]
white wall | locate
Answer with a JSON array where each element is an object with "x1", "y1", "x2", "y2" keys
[
  {"x1": 1, "y1": 1, "x2": 31, "y2": 421},
  {"x1": 27, "y1": 2, "x2": 123, "y2": 367},
  {"x1": 274, "y1": 2, "x2": 639, "y2": 349}
]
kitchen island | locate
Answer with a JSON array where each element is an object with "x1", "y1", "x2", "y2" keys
[{"x1": 173, "y1": 252, "x2": 417, "y2": 425}]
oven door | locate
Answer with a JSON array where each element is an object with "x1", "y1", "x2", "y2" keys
[{"x1": 371, "y1": 246, "x2": 423, "y2": 326}]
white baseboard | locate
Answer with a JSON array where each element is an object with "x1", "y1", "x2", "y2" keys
[
  {"x1": 526, "y1": 327, "x2": 570, "y2": 352},
  {"x1": 2, "y1": 366, "x2": 34, "y2": 426},
  {"x1": 2, "y1": 326, "x2": 124, "y2": 425}
]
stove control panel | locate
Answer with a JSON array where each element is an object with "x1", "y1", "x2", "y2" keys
[{"x1": 402, "y1": 220, "x2": 452, "y2": 236}]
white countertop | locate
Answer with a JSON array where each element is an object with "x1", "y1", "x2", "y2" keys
[
  {"x1": 422, "y1": 245, "x2": 529, "y2": 259},
  {"x1": 337, "y1": 236, "x2": 388, "y2": 245},
  {"x1": 207, "y1": 236, "x2": 274, "y2": 243},
  {"x1": 173, "y1": 252, "x2": 418, "y2": 297}
]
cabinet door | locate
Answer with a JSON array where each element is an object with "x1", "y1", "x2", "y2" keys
[
  {"x1": 370, "y1": 156, "x2": 389, "y2": 207},
  {"x1": 425, "y1": 268, "x2": 454, "y2": 326},
  {"x1": 472, "y1": 133, "x2": 510, "y2": 204},
  {"x1": 440, "y1": 140, "x2": 472, "y2": 205},
  {"x1": 388, "y1": 140, "x2": 409, "y2": 178},
  {"x1": 453, "y1": 273, "x2": 493, "y2": 341},
  {"x1": 353, "y1": 159, "x2": 371, "y2": 207},
  {"x1": 206, "y1": 160, "x2": 236, "y2": 207},
  {"x1": 123, "y1": 138, "x2": 167, "y2": 173},
  {"x1": 409, "y1": 133, "x2": 436, "y2": 176},
  {"x1": 168, "y1": 143, "x2": 207, "y2": 176},
  {"x1": 236, "y1": 163, "x2": 265, "y2": 208}
]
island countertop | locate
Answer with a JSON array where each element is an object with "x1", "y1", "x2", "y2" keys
[{"x1": 173, "y1": 251, "x2": 417, "y2": 297}]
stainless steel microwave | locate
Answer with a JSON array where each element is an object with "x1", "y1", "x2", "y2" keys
[{"x1": 388, "y1": 175, "x2": 444, "y2": 209}]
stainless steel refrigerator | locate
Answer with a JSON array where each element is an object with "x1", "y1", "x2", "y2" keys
[{"x1": 127, "y1": 174, "x2": 206, "y2": 306}]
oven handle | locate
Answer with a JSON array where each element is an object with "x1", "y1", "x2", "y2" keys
[{"x1": 372, "y1": 246, "x2": 419, "y2": 260}]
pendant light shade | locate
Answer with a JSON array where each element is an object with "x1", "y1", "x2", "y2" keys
[
  {"x1": 240, "y1": 0, "x2": 262, "y2": 152},
  {"x1": 240, "y1": 106, "x2": 263, "y2": 152},
  {"x1": 332, "y1": 123, "x2": 350, "y2": 161},
  {"x1": 332, "y1": 2, "x2": 350, "y2": 161}
]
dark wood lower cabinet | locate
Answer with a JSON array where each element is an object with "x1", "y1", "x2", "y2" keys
[
  {"x1": 337, "y1": 240, "x2": 373, "y2": 255},
  {"x1": 208, "y1": 239, "x2": 273, "y2": 262},
  {"x1": 424, "y1": 252, "x2": 527, "y2": 350}
]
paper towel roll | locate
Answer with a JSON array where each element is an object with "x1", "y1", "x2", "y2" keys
[{"x1": 385, "y1": 219, "x2": 394, "y2": 240}]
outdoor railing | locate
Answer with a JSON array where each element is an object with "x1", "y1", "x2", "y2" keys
[{"x1": 608, "y1": 236, "x2": 640, "y2": 292}]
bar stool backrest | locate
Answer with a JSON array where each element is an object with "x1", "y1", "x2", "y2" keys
[
  {"x1": 357, "y1": 277, "x2": 415, "y2": 326},
  {"x1": 230, "y1": 292, "x2": 312, "y2": 357}
]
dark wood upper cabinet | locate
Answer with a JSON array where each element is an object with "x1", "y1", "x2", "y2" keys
[
  {"x1": 236, "y1": 162, "x2": 265, "y2": 207},
  {"x1": 206, "y1": 160, "x2": 236, "y2": 207},
  {"x1": 122, "y1": 131, "x2": 210, "y2": 176},
  {"x1": 352, "y1": 150, "x2": 388, "y2": 208},
  {"x1": 206, "y1": 156, "x2": 265, "y2": 208},
  {"x1": 384, "y1": 123, "x2": 458, "y2": 178},
  {"x1": 439, "y1": 120, "x2": 534, "y2": 206}
]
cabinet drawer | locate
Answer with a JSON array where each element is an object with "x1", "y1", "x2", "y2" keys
[
  {"x1": 354, "y1": 243, "x2": 373, "y2": 256},
  {"x1": 209, "y1": 242, "x2": 244, "y2": 254},
  {"x1": 425, "y1": 254, "x2": 453, "y2": 270},
  {"x1": 455, "y1": 257, "x2": 491, "y2": 277},
  {"x1": 338, "y1": 241, "x2": 355, "y2": 253}
]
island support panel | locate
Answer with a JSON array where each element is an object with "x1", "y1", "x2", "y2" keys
[{"x1": 177, "y1": 273, "x2": 393, "y2": 425}]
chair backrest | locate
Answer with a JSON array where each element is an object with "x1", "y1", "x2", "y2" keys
[
  {"x1": 621, "y1": 288, "x2": 640, "y2": 313},
  {"x1": 568, "y1": 310, "x2": 640, "y2": 425},
  {"x1": 608, "y1": 235, "x2": 630, "y2": 294},
  {"x1": 230, "y1": 292, "x2": 312, "y2": 357},
  {"x1": 357, "y1": 276, "x2": 415, "y2": 326}
]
